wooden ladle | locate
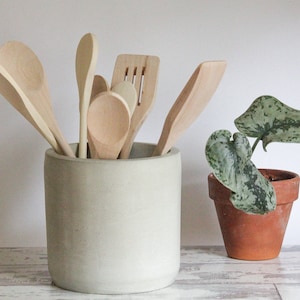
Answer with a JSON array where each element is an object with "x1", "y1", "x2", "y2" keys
[
  {"x1": 0, "y1": 41, "x2": 75, "y2": 157},
  {"x1": 87, "y1": 91, "x2": 130, "y2": 159},
  {"x1": 152, "y1": 61, "x2": 227, "y2": 156}
]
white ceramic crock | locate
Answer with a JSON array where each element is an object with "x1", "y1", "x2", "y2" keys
[{"x1": 44, "y1": 142, "x2": 181, "y2": 294}]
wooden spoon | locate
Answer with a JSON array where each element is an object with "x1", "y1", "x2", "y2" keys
[
  {"x1": 88, "y1": 75, "x2": 110, "y2": 157},
  {"x1": 91, "y1": 74, "x2": 109, "y2": 102},
  {"x1": 0, "y1": 66, "x2": 60, "y2": 152},
  {"x1": 88, "y1": 81, "x2": 136, "y2": 158},
  {"x1": 152, "y1": 61, "x2": 227, "y2": 156},
  {"x1": 76, "y1": 33, "x2": 98, "y2": 158},
  {"x1": 111, "y1": 54, "x2": 160, "y2": 158},
  {"x1": 87, "y1": 91, "x2": 130, "y2": 159},
  {"x1": 111, "y1": 81, "x2": 137, "y2": 116},
  {"x1": 0, "y1": 41, "x2": 75, "y2": 157}
]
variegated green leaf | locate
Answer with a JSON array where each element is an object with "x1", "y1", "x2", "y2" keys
[
  {"x1": 234, "y1": 95, "x2": 300, "y2": 151},
  {"x1": 205, "y1": 130, "x2": 276, "y2": 214},
  {"x1": 230, "y1": 162, "x2": 276, "y2": 214},
  {"x1": 205, "y1": 130, "x2": 251, "y2": 192}
]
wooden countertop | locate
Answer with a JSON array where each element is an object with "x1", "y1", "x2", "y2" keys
[{"x1": 1, "y1": 246, "x2": 300, "y2": 299}]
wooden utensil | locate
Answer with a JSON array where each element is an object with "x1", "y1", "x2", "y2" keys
[
  {"x1": 91, "y1": 74, "x2": 109, "y2": 102},
  {"x1": 111, "y1": 54, "x2": 160, "y2": 158},
  {"x1": 111, "y1": 81, "x2": 137, "y2": 116},
  {"x1": 88, "y1": 75, "x2": 109, "y2": 157},
  {"x1": 0, "y1": 41, "x2": 75, "y2": 157},
  {"x1": 87, "y1": 80, "x2": 136, "y2": 158},
  {"x1": 0, "y1": 66, "x2": 60, "y2": 152},
  {"x1": 152, "y1": 61, "x2": 227, "y2": 156},
  {"x1": 87, "y1": 91, "x2": 130, "y2": 159},
  {"x1": 76, "y1": 33, "x2": 98, "y2": 158}
]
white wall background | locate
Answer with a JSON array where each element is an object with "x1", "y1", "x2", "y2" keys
[{"x1": 1, "y1": 0, "x2": 300, "y2": 247}]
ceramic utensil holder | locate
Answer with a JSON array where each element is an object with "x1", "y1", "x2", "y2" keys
[{"x1": 44, "y1": 142, "x2": 181, "y2": 294}]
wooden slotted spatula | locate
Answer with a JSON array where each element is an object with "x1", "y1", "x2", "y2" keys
[
  {"x1": 152, "y1": 61, "x2": 227, "y2": 156},
  {"x1": 111, "y1": 54, "x2": 160, "y2": 159}
]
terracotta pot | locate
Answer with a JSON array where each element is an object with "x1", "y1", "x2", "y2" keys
[{"x1": 208, "y1": 169, "x2": 299, "y2": 260}]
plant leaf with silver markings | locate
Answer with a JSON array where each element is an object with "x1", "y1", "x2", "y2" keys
[
  {"x1": 230, "y1": 162, "x2": 276, "y2": 214},
  {"x1": 205, "y1": 130, "x2": 275, "y2": 214},
  {"x1": 234, "y1": 95, "x2": 300, "y2": 150}
]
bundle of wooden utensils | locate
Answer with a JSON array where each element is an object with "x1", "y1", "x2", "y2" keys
[{"x1": 0, "y1": 33, "x2": 226, "y2": 159}]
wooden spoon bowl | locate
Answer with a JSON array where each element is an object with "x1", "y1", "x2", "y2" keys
[{"x1": 87, "y1": 91, "x2": 130, "y2": 159}]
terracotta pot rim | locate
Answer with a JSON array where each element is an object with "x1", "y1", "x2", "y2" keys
[
  {"x1": 208, "y1": 168, "x2": 300, "y2": 206},
  {"x1": 258, "y1": 168, "x2": 299, "y2": 182},
  {"x1": 208, "y1": 168, "x2": 299, "y2": 181}
]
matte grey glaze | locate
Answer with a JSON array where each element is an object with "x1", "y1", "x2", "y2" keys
[{"x1": 44, "y1": 143, "x2": 181, "y2": 294}]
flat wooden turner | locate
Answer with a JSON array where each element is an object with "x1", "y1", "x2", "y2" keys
[{"x1": 152, "y1": 61, "x2": 227, "y2": 156}]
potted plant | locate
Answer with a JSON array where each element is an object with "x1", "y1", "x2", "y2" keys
[{"x1": 205, "y1": 95, "x2": 300, "y2": 260}]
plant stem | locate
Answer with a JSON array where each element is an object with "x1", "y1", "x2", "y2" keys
[{"x1": 251, "y1": 137, "x2": 261, "y2": 153}]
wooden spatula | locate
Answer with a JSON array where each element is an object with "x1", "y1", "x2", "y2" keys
[
  {"x1": 111, "y1": 54, "x2": 160, "y2": 158},
  {"x1": 152, "y1": 61, "x2": 227, "y2": 156}
]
